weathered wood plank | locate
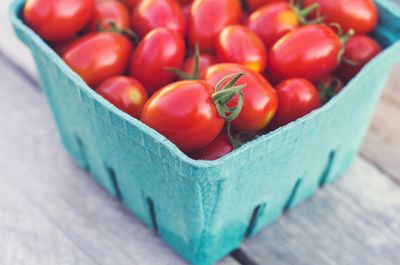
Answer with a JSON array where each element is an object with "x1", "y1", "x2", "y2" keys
[
  {"x1": 0, "y1": 56, "x2": 238, "y2": 265},
  {"x1": 362, "y1": 65, "x2": 400, "y2": 184},
  {"x1": 241, "y1": 157, "x2": 400, "y2": 265}
]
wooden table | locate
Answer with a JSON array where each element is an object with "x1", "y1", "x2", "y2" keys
[{"x1": 1, "y1": 2, "x2": 400, "y2": 265}]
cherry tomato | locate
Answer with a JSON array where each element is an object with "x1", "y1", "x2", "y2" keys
[
  {"x1": 63, "y1": 32, "x2": 133, "y2": 87},
  {"x1": 271, "y1": 78, "x2": 321, "y2": 128},
  {"x1": 51, "y1": 37, "x2": 78, "y2": 56},
  {"x1": 23, "y1": 0, "x2": 95, "y2": 42},
  {"x1": 131, "y1": 0, "x2": 186, "y2": 37},
  {"x1": 318, "y1": 75, "x2": 343, "y2": 103},
  {"x1": 130, "y1": 28, "x2": 186, "y2": 95},
  {"x1": 96, "y1": 76, "x2": 148, "y2": 119},
  {"x1": 335, "y1": 35, "x2": 381, "y2": 82},
  {"x1": 246, "y1": 0, "x2": 285, "y2": 11},
  {"x1": 216, "y1": 25, "x2": 267, "y2": 73},
  {"x1": 140, "y1": 80, "x2": 224, "y2": 152},
  {"x1": 246, "y1": 2, "x2": 299, "y2": 49},
  {"x1": 120, "y1": 0, "x2": 141, "y2": 10},
  {"x1": 302, "y1": 0, "x2": 378, "y2": 34},
  {"x1": 182, "y1": 53, "x2": 218, "y2": 80},
  {"x1": 204, "y1": 63, "x2": 278, "y2": 131},
  {"x1": 85, "y1": 0, "x2": 130, "y2": 32},
  {"x1": 188, "y1": 0, "x2": 242, "y2": 52},
  {"x1": 269, "y1": 24, "x2": 342, "y2": 82},
  {"x1": 189, "y1": 133, "x2": 233, "y2": 160}
]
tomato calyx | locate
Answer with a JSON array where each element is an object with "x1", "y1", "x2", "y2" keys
[
  {"x1": 330, "y1": 23, "x2": 355, "y2": 63},
  {"x1": 318, "y1": 77, "x2": 341, "y2": 104},
  {"x1": 226, "y1": 123, "x2": 259, "y2": 149},
  {"x1": 166, "y1": 43, "x2": 201, "y2": 80},
  {"x1": 211, "y1": 72, "x2": 246, "y2": 122},
  {"x1": 98, "y1": 21, "x2": 140, "y2": 45},
  {"x1": 291, "y1": 0, "x2": 324, "y2": 25}
]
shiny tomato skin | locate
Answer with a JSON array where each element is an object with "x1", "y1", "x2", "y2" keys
[
  {"x1": 318, "y1": 75, "x2": 343, "y2": 93},
  {"x1": 85, "y1": 0, "x2": 130, "y2": 32},
  {"x1": 204, "y1": 63, "x2": 278, "y2": 131},
  {"x1": 335, "y1": 35, "x2": 381, "y2": 82},
  {"x1": 130, "y1": 28, "x2": 186, "y2": 95},
  {"x1": 269, "y1": 24, "x2": 342, "y2": 82},
  {"x1": 131, "y1": 0, "x2": 186, "y2": 37},
  {"x1": 140, "y1": 80, "x2": 224, "y2": 152},
  {"x1": 303, "y1": 0, "x2": 378, "y2": 34},
  {"x1": 182, "y1": 54, "x2": 218, "y2": 79},
  {"x1": 23, "y1": 0, "x2": 95, "y2": 41},
  {"x1": 188, "y1": 0, "x2": 242, "y2": 52},
  {"x1": 247, "y1": 0, "x2": 286, "y2": 11},
  {"x1": 216, "y1": 25, "x2": 267, "y2": 73},
  {"x1": 96, "y1": 76, "x2": 148, "y2": 119},
  {"x1": 246, "y1": 3, "x2": 299, "y2": 49},
  {"x1": 272, "y1": 78, "x2": 321, "y2": 127},
  {"x1": 63, "y1": 32, "x2": 133, "y2": 88},
  {"x1": 189, "y1": 133, "x2": 233, "y2": 160}
]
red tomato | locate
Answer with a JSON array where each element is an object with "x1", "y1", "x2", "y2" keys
[
  {"x1": 246, "y1": 0, "x2": 285, "y2": 11},
  {"x1": 335, "y1": 35, "x2": 381, "y2": 82},
  {"x1": 63, "y1": 32, "x2": 133, "y2": 87},
  {"x1": 189, "y1": 133, "x2": 233, "y2": 160},
  {"x1": 120, "y1": 0, "x2": 141, "y2": 10},
  {"x1": 23, "y1": 0, "x2": 95, "y2": 41},
  {"x1": 130, "y1": 28, "x2": 186, "y2": 94},
  {"x1": 188, "y1": 0, "x2": 242, "y2": 52},
  {"x1": 302, "y1": 0, "x2": 378, "y2": 34},
  {"x1": 131, "y1": 0, "x2": 186, "y2": 37},
  {"x1": 246, "y1": 2, "x2": 299, "y2": 49},
  {"x1": 204, "y1": 64, "x2": 278, "y2": 131},
  {"x1": 96, "y1": 76, "x2": 148, "y2": 118},
  {"x1": 51, "y1": 37, "x2": 78, "y2": 56},
  {"x1": 272, "y1": 78, "x2": 321, "y2": 127},
  {"x1": 177, "y1": 0, "x2": 193, "y2": 4},
  {"x1": 318, "y1": 75, "x2": 343, "y2": 103},
  {"x1": 216, "y1": 25, "x2": 267, "y2": 73},
  {"x1": 85, "y1": 0, "x2": 130, "y2": 32},
  {"x1": 269, "y1": 24, "x2": 342, "y2": 82},
  {"x1": 140, "y1": 80, "x2": 224, "y2": 152},
  {"x1": 182, "y1": 53, "x2": 218, "y2": 80}
]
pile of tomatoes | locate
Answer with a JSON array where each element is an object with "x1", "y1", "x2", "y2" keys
[{"x1": 24, "y1": 0, "x2": 382, "y2": 160}]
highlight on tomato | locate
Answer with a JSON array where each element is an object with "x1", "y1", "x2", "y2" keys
[
  {"x1": 63, "y1": 31, "x2": 133, "y2": 88},
  {"x1": 335, "y1": 35, "x2": 382, "y2": 82},
  {"x1": 269, "y1": 24, "x2": 352, "y2": 82},
  {"x1": 131, "y1": 0, "x2": 186, "y2": 37},
  {"x1": 96, "y1": 76, "x2": 148, "y2": 119},
  {"x1": 302, "y1": 0, "x2": 378, "y2": 34},
  {"x1": 204, "y1": 63, "x2": 278, "y2": 132},
  {"x1": 140, "y1": 73, "x2": 246, "y2": 152},
  {"x1": 271, "y1": 78, "x2": 321, "y2": 128},
  {"x1": 23, "y1": 0, "x2": 95, "y2": 41},
  {"x1": 246, "y1": 2, "x2": 299, "y2": 49},
  {"x1": 216, "y1": 25, "x2": 267, "y2": 73},
  {"x1": 85, "y1": 0, "x2": 130, "y2": 33},
  {"x1": 188, "y1": 0, "x2": 242, "y2": 52},
  {"x1": 130, "y1": 27, "x2": 186, "y2": 95}
]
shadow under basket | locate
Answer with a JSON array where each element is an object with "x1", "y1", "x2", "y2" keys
[{"x1": 10, "y1": 0, "x2": 400, "y2": 264}]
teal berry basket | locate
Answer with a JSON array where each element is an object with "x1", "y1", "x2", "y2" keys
[{"x1": 10, "y1": 0, "x2": 400, "y2": 264}]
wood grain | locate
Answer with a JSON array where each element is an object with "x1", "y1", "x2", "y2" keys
[
  {"x1": 362, "y1": 65, "x2": 400, "y2": 183},
  {"x1": 241, "y1": 157, "x2": 400, "y2": 265},
  {"x1": 0, "y1": 56, "x2": 238, "y2": 265}
]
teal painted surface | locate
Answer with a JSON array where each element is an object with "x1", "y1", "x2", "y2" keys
[{"x1": 9, "y1": 1, "x2": 400, "y2": 264}]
